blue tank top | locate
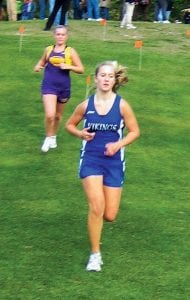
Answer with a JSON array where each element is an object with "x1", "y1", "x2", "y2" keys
[
  {"x1": 42, "y1": 47, "x2": 70, "y2": 91},
  {"x1": 81, "y1": 94, "x2": 125, "y2": 160}
]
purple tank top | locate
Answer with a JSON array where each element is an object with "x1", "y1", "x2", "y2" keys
[{"x1": 42, "y1": 47, "x2": 71, "y2": 92}]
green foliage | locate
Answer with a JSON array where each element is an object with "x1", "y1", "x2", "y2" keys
[{"x1": 0, "y1": 20, "x2": 190, "y2": 299}]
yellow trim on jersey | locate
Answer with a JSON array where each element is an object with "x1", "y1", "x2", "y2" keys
[{"x1": 46, "y1": 45, "x2": 72, "y2": 65}]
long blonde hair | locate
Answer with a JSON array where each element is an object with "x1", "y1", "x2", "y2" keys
[{"x1": 95, "y1": 61, "x2": 128, "y2": 93}]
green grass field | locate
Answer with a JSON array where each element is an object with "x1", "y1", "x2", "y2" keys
[{"x1": 0, "y1": 20, "x2": 190, "y2": 299}]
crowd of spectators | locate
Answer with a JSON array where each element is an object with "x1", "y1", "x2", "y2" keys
[{"x1": 0, "y1": 0, "x2": 189, "y2": 25}]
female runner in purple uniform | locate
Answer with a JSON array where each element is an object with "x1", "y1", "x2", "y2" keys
[
  {"x1": 66, "y1": 61, "x2": 140, "y2": 271},
  {"x1": 34, "y1": 25, "x2": 84, "y2": 152}
]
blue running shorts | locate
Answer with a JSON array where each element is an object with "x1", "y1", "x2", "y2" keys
[{"x1": 79, "y1": 155, "x2": 126, "y2": 187}]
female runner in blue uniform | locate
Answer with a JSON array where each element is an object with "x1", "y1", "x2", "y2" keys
[
  {"x1": 34, "y1": 25, "x2": 84, "y2": 152},
  {"x1": 66, "y1": 61, "x2": 140, "y2": 272}
]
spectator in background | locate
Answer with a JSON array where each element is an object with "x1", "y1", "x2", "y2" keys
[
  {"x1": 165, "y1": 0, "x2": 173, "y2": 21},
  {"x1": 21, "y1": 0, "x2": 32, "y2": 19},
  {"x1": 134, "y1": 0, "x2": 150, "y2": 22},
  {"x1": 80, "y1": 0, "x2": 87, "y2": 19},
  {"x1": 49, "y1": 0, "x2": 61, "y2": 25},
  {"x1": 120, "y1": 0, "x2": 136, "y2": 29},
  {"x1": 39, "y1": 0, "x2": 47, "y2": 19},
  {"x1": 44, "y1": 0, "x2": 70, "y2": 30},
  {"x1": 99, "y1": 0, "x2": 110, "y2": 20},
  {"x1": 31, "y1": 0, "x2": 36, "y2": 18},
  {"x1": 154, "y1": 0, "x2": 169, "y2": 23},
  {"x1": 6, "y1": 0, "x2": 17, "y2": 20},
  {"x1": 87, "y1": 0, "x2": 102, "y2": 21},
  {"x1": 16, "y1": 0, "x2": 22, "y2": 19},
  {"x1": 158, "y1": 0, "x2": 173, "y2": 22},
  {"x1": 72, "y1": 0, "x2": 82, "y2": 19}
]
